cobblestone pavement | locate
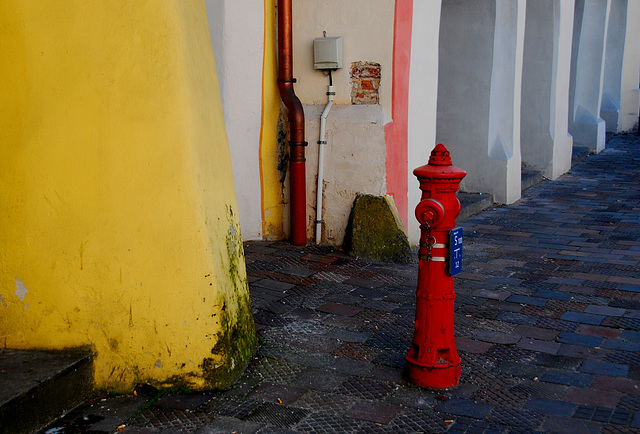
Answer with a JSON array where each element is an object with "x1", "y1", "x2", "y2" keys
[{"x1": 48, "y1": 134, "x2": 640, "y2": 433}]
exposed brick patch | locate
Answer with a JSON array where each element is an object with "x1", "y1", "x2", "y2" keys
[{"x1": 350, "y1": 61, "x2": 381, "y2": 104}]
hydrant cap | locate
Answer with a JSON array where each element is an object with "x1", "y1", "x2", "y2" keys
[{"x1": 428, "y1": 144, "x2": 452, "y2": 166}]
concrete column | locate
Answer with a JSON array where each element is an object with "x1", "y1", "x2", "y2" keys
[
  {"x1": 437, "y1": 0, "x2": 524, "y2": 205},
  {"x1": 206, "y1": 0, "x2": 265, "y2": 240},
  {"x1": 569, "y1": 0, "x2": 611, "y2": 152},
  {"x1": 619, "y1": 0, "x2": 640, "y2": 132},
  {"x1": 600, "y1": 0, "x2": 627, "y2": 132},
  {"x1": 407, "y1": 1, "x2": 442, "y2": 244},
  {"x1": 521, "y1": 0, "x2": 574, "y2": 180}
]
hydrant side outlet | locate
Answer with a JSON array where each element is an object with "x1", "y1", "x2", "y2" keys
[{"x1": 405, "y1": 144, "x2": 466, "y2": 389}]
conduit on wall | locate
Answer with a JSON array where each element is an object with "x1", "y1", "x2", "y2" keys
[
  {"x1": 315, "y1": 83, "x2": 334, "y2": 244},
  {"x1": 277, "y1": 0, "x2": 307, "y2": 246}
]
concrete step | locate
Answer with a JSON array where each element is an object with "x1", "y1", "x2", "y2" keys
[
  {"x1": 0, "y1": 349, "x2": 92, "y2": 434},
  {"x1": 521, "y1": 169, "x2": 544, "y2": 191},
  {"x1": 458, "y1": 192, "x2": 494, "y2": 222},
  {"x1": 571, "y1": 146, "x2": 590, "y2": 167}
]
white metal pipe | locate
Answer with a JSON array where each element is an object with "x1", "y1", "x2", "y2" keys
[{"x1": 315, "y1": 84, "x2": 334, "y2": 244}]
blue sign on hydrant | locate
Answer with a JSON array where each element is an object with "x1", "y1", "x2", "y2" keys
[{"x1": 449, "y1": 227, "x2": 463, "y2": 276}]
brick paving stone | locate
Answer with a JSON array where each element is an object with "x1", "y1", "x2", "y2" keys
[
  {"x1": 388, "y1": 408, "x2": 452, "y2": 433},
  {"x1": 560, "y1": 311, "x2": 606, "y2": 325},
  {"x1": 485, "y1": 407, "x2": 545, "y2": 430},
  {"x1": 535, "y1": 317, "x2": 580, "y2": 332},
  {"x1": 435, "y1": 398, "x2": 493, "y2": 419},
  {"x1": 154, "y1": 393, "x2": 213, "y2": 411},
  {"x1": 540, "y1": 369, "x2": 593, "y2": 387},
  {"x1": 344, "y1": 401, "x2": 402, "y2": 424},
  {"x1": 514, "y1": 324, "x2": 558, "y2": 341},
  {"x1": 495, "y1": 311, "x2": 538, "y2": 326},
  {"x1": 557, "y1": 343, "x2": 606, "y2": 361},
  {"x1": 456, "y1": 337, "x2": 493, "y2": 354},
  {"x1": 532, "y1": 352, "x2": 582, "y2": 371},
  {"x1": 471, "y1": 289, "x2": 511, "y2": 300},
  {"x1": 621, "y1": 330, "x2": 640, "y2": 341},
  {"x1": 328, "y1": 356, "x2": 374, "y2": 376},
  {"x1": 241, "y1": 402, "x2": 308, "y2": 429},
  {"x1": 625, "y1": 310, "x2": 640, "y2": 319},
  {"x1": 252, "y1": 279, "x2": 296, "y2": 291},
  {"x1": 199, "y1": 416, "x2": 264, "y2": 433},
  {"x1": 533, "y1": 289, "x2": 573, "y2": 301},
  {"x1": 247, "y1": 382, "x2": 308, "y2": 405},
  {"x1": 517, "y1": 338, "x2": 561, "y2": 354},
  {"x1": 292, "y1": 368, "x2": 347, "y2": 392},
  {"x1": 332, "y1": 342, "x2": 381, "y2": 362},
  {"x1": 602, "y1": 339, "x2": 640, "y2": 352},
  {"x1": 343, "y1": 277, "x2": 384, "y2": 288},
  {"x1": 556, "y1": 331, "x2": 604, "y2": 347},
  {"x1": 334, "y1": 377, "x2": 393, "y2": 401},
  {"x1": 497, "y1": 361, "x2": 544, "y2": 379},
  {"x1": 524, "y1": 397, "x2": 577, "y2": 416},
  {"x1": 474, "y1": 330, "x2": 521, "y2": 345},
  {"x1": 541, "y1": 415, "x2": 601, "y2": 434},
  {"x1": 385, "y1": 388, "x2": 438, "y2": 409},
  {"x1": 591, "y1": 376, "x2": 640, "y2": 395},
  {"x1": 584, "y1": 305, "x2": 627, "y2": 317},
  {"x1": 563, "y1": 387, "x2": 623, "y2": 407},
  {"x1": 575, "y1": 324, "x2": 622, "y2": 339},
  {"x1": 506, "y1": 294, "x2": 548, "y2": 306},
  {"x1": 579, "y1": 359, "x2": 629, "y2": 377},
  {"x1": 602, "y1": 316, "x2": 640, "y2": 331},
  {"x1": 317, "y1": 302, "x2": 363, "y2": 317},
  {"x1": 620, "y1": 284, "x2": 640, "y2": 293}
]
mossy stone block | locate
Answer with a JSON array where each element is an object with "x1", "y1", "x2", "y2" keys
[{"x1": 344, "y1": 194, "x2": 414, "y2": 264}]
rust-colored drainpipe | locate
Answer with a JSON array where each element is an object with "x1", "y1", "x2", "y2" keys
[{"x1": 277, "y1": 0, "x2": 307, "y2": 246}]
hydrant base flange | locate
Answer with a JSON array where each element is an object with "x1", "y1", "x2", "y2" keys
[{"x1": 405, "y1": 359, "x2": 461, "y2": 389}]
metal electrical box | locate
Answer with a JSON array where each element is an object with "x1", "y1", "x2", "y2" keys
[{"x1": 313, "y1": 36, "x2": 343, "y2": 70}]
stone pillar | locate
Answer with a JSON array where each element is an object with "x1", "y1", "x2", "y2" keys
[
  {"x1": 600, "y1": 0, "x2": 627, "y2": 132},
  {"x1": 617, "y1": 0, "x2": 640, "y2": 132},
  {"x1": 437, "y1": 0, "x2": 525, "y2": 204},
  {"x1": 569, "y1": 0, "x2": 611, "y2": 152},
  {"x1": 521, "y1": 0, "x2": 574, "y2": 180}
]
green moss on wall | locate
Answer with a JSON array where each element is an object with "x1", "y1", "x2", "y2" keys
[{"x1": 344, "y1": 194, "x2": 414, "y2": 264}]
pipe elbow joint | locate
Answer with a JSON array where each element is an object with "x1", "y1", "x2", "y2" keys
[{"x1": 415, "y1": 198, "x2": 445, "y2": 229}]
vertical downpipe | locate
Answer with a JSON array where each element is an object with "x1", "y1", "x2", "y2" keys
[{"x1": 277, "y1": 0, "x2": 307, "y2": 246}]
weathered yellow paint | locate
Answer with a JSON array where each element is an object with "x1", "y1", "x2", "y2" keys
[
  {"x1": 0, "y1": 1, "x2": 256, "y2": 392},
  {"x1": 260, "y1": 0, "x2": 285, "y2": 238}
]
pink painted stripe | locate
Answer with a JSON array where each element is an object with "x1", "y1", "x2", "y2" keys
[{"x1": 386, "y1": 0, "x2": 413, "y2": 230}]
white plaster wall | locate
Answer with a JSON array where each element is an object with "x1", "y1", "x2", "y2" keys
[
  {"x1": 292, "y1": 0, "x2": 395, "y2": 114},
  {"x1": 488, "y1": 0, "x2": 523, "y2": 204},
  {"x1": 619, "y1": 0, "x2": 640, "y2": 132},
  {"x1": 407, "y1": 1, "x2": 442, "y2": 245},
  {"x1": 521, "y1": 0, "x2": 573, "y2": 180},
  {"x1": 551, "y1": 0, "x2": 576, "y2": 179},
  {"x1": 437, "y1": 0, "x2": 523, "y2": 205},
  {"x1": 601, "y1": 0, "x2": 627, "y2": 132},
  {"x1": 569, "y1": 0, "x2": 611, "y2": 152},
  {"x1": 205, "y1": 0, "x2": 264, "y2": 240},
  {"x1": 304, "y1": 105, "x2": 390, "y2": 245}
]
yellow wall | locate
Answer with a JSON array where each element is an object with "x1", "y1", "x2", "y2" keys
[
  {"x1": 0, "y1": 1, "x2": 256, "y2": 392},
  {"x1": 260, "y1": 0, "x2": 286, "y2": 238}
]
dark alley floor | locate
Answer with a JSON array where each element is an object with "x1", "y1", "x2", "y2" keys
[{"x1": 44, "y1": 133, "x2": 640, "y2": 433}]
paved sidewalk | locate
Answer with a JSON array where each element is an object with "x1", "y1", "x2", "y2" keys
[{"x1": 46, "y1": 134, "x2": 640, "y2": 433}]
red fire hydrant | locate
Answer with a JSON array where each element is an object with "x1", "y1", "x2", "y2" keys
[{"x1": 406, "y1": 144, "x2": 466, "y2": 388}]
